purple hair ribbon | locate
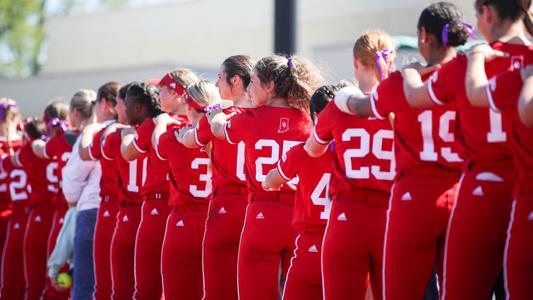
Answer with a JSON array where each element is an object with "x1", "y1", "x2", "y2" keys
[
  {"x1": 203, "y1": 103, "x2": 223, "y2": 113},
  {"x1": 442, "y1": 22, "x2": 477, "y2": 47},
  {"x1": 375, "y1": 48, "x2": 393, "y2": 81},
  {"x1": 287, "y1": 57, "x2": 294, "y2": 69},
  {"x1": 46, "y1": 118, "x2": 69, "y2": 134}
]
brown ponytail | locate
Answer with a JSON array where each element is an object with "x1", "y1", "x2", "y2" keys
[
  {"x1": 254, "y1": 55, "x2": 324, "y2": 115},
  {"x1": 520, "y1": 0, "x2": 533, "y2": 36}
]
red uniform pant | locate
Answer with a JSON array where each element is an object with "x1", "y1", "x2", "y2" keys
[
  {"x1": 237, "y1": 192, "x2": 296, "y2": 300},
  {"x1": 443, "y1": 161, "x2": 514, "y2": 300},
  {"x1": 0, "y1": 204, "x2": 10, "y2": 281},
  {"x1": 383, "y1": 166, "x2": 459, "y2": 300},
  {"x1": 322, "y1": 189, "x2": 389, "y2": 300},
  {"x1": 161, "y1": 204, "x2": 208, "y2": 300},
  {"x1": 110, "y1": 203, "x2": 141, "y2": 300},
  {"x1": 42, "y1": 202, "x2": 70, "y2": 300},
  {"x1": 0, "y1": 205, "x2": 29, "y2": 300},
  {"x1": 202, "y1": 187, "x2": 247, "y2": 300},
  {"x1": 282, "y1": 228, "x2": 324, "y2": 300},
  {"x1": 23, "y1": 202, "x2": 55, "y2": 300},
  {"x1": 93, "y1": 196, "x2": 119, "y2": 300},
  {"x1": 504, "y1": 180, "x2": 533, "y2": 300},
  {"x1": 133, "y1": 198, "x2": 169, "y2": 300}
]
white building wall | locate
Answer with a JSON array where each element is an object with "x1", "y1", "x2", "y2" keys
[{"x1": 1, "y1": 0, "x2": 476, "y2": 117}]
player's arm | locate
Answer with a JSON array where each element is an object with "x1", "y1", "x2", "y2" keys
[
  {"x1": 208, "y1": 108, "x2": 236, "y2": 140},
  {"x1": 519, "y1": 65, "x2": 533, "y2": 128},
  {"x1": 263, "y1": 169, "x2": 288, "y2": 191},
  {"x1": 402, "y1": 63, "x2": 441, "y2": 109},
  {"x1": 465, "y1": 44, "x2": 508, "y2": 107},
  {"x1": 152, "y1": 113, "x2": 181, "y2": 149},
  {"x1": 120, "y1": 126, "x2": 140, "y2": 161},
  {"x1": 79, "y1": 123, "x2": 103, "y2": 161},
  {"x1": 333, "y1": 86, "x2": 373, "y2": 117},
  {"x1": 303, "y1": 133, "x2": 328, "y2": 158},
  {"x1": 175, "y1": 125, "x2": 198, "y2": 148}
]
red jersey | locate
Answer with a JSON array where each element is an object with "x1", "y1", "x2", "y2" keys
[
  {"x1": 314, "y1": 102, "x2": 395, "y2": 195},
  {"x1": 89, "y1": 125, "x2": 121, "y2": 199},
  {"x1": 157, "y1": 121, "x2": 212, "y2": 207},
  {"x1": 44, "y1": 128, "x2": 77, "y2": 204},
  {"x1": 194, "y1": 106, "x2": 247, "y2": 190},
  {"x1": 0, "y1": 156, "x2": 29, "y2": 205},
  {"x1": 132, "y1": 117, "x2": 170, "y2": 195},
  {"x1": 224, "y1": 106, "x2": 311, "y2": 194},
  {"x1": 427, "y1": 42, "x2": 533, "y2": 162},
  {"x1": 102, "y1": 129, "x2": 146, "y2": 205},
  {"x1": 277, "y1": 143, "x2": 333, "y2": 230},
  {"x1": 16, "y1": 143, "x2": 57, "y2": 205},
  {"x1": 371, "y1": 71, "x2": 463, "y2": 171},
  {"x1": 487, "y1": 69, "x2": 533, "y2": 186},
  {"x1": 0, "y1": 136, "x2": 22, "y2": 157}
]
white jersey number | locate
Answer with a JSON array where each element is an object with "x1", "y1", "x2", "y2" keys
[
  {"x1": 255, "y1": 139, "x2": 301, "y2": 184},
  {"x1": 236, "y1": 142, "x2": 246, "y2": 181},
  {"x1": 46, "y1": 162, "x2": 59, "y2": 193},
  {"x1": 342, "y1": 128, "x2": 395, "y2": 180},
  {"x1": 417, "y1": 110, "x2": 462, "y2": 162},
  {"x1": 9, "y1": 169, "x2": 28, "y2": 201},
  {"x1": 487, "y1": 109, "x2": 507, "y2": 143},
  {"x1": 190, "y1": 158, "x2": 212, "y2": 198},
  {"x1": 127, "y1": 157, "x2": 147, "y2": 193},
  {"x1": 310, "y1": 173, "x2": 332, "y2": 220}
]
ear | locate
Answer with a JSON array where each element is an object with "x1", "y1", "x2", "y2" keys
[
  {"x1": 353, "y1": 57, "x2": 359, "y2": 71},
  {"x1": 419, "y1": 27, "x2": 428, "y2": 44},
  {"x1": 265, "y1": 80, "x2": 276, "y2": 95},
  {"x1": 231, "y1": 75, "x2": 239, "y2": 87}
]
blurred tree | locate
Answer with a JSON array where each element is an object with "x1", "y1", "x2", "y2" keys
[
  {"x1": 0, "y1": 0, "x2": 128, "y2": 78},
  {"x1": 0, "y1": 0, "x2": 47, "y2": 78}
]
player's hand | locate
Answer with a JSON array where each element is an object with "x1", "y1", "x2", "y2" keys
[
  {"x1": 520, "y1": 65, "x2": 533, "y2": 81},
  {"x1": 175, "y1": 124, "x2": 193, "y2": 144},
  {"x1": 262, "y1": 181, "x2": 281, "y2": 192},
  {"x1": 334, "y1": 86, "x2": 364, "y2": 114},
  {"x1": 207, "y1": 108, "x2": 236, "y2": 125},
  {"x1": 50, "y1": 276, "x2": 67, "y2": 292},
  {"x1": 468, "y1": 44, "x2": 508, "y2": 62}
]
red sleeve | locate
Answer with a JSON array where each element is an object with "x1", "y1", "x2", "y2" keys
[
  {"x1": 427, "y1": 56, "x2": 466, "y2": 106},
  {"x1": 487, "y1": 70, "x2": 522, "y2": 112},
  {"x1": 132, "y1": 119, "x2": 154, "y2": 153},
  {"x1": 313, "y1": 102, "x2": 336, "y2": 145},
  {"x1": 224, "y1": 111, "x2": 250, "y2": 145},
  {"x1": 277, "y1": 144, "x2": 302, "y2": 181},
  {"x1": 155, "y1": 128, "x2": 174, "y2": 161},
  {"x1": 17, "y1": 144, "x2": 31, "y2": 167},
  {"x1": 101, "y1": 131, "x2": 117, "y2": 161},
  {"x1": 371, "y1": 71, "x2": 407, "y2": 119},
  {"x1": 44, "y1": 135, "x2": 58, "y2": 159},
  {"x1": 194, "y1": 115, "x2": 213, "y2": 147},
  {"x1": 88, "y1": 129, "x2": 104, "y2": 161}
]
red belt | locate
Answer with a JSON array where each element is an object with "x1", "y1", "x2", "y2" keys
[
  {"x1": 145, "y1": 192, "x2": 170, "y2": 202},
  {"x1": 214, "y1": 185, "x2": 248, "y2": 197},
  {"x1": 334, "y1": 189, "x2": 390, "y2": 209},
  {"x1": 249, "y1": 191, "x2": 294, "y2": 205}
]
